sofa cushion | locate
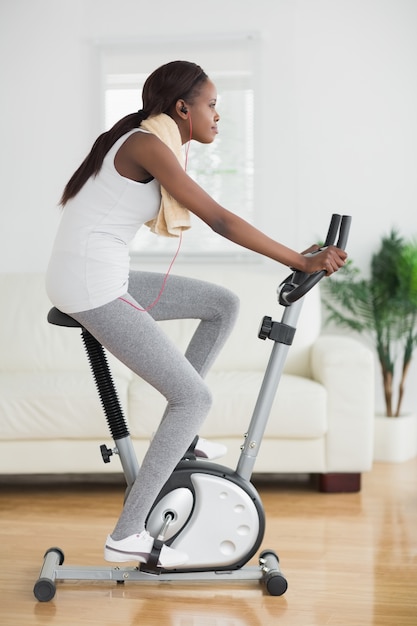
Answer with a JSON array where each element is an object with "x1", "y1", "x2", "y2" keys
[
  {"x1": 0, "y1": 273, "x2": 130, "y2": 379},
  {"x1": 0, "y1": 372, "x2": 129, "y2": 440},
  {"x1": 127, "y1": 371, "x2": 327, "y2": 440}
]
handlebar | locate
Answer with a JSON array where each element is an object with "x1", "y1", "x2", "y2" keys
[{"x1": 279, "y1": 214, "x2": 351, "y2": 306}]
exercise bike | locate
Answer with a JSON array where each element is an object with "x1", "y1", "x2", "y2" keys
[{"x1": 34, "y1": 213, "x2": 351, "y2": 602}]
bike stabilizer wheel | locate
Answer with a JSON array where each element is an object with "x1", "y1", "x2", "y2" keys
[
  {"x1": 259, "y1": 549, "x2": 288, "y2": 596},
  {"x1": 265, "y1": 569, "x2": 288, "y2": 596},
  {"x1": 34, "y1": 577, "x2": 57, "y2": 602},
  {"x1": 33, "y1": 547, "x2": 64, "y2": 602}
]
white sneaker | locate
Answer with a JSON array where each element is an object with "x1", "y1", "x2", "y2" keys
[
  {"x1": 104, "y1": 531, "x2": 188, "y2": 568},
  {"x1": 194, "y1": 437, "x2": 227, "y2": 460}
]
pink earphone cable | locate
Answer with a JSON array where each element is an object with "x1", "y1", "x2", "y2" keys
[{"x1": 184, "y1": 114, "x2": 192, "y2": 169}]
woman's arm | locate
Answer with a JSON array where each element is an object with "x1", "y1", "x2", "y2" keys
[{"x1": 125, "y1": 133, "x2": 347, "y2": 274}]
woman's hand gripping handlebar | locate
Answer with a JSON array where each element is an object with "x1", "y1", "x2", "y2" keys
[{"x1": 279, "y1": 214, "x2": 351, "y2": 305}]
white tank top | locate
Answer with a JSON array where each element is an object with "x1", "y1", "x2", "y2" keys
[{"x1": 46, "y1": 129, "x2": 161, "y2": 313}]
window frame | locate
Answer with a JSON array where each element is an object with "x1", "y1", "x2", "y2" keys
[{"x1": 95, "y1": 32, "x2": 261, "y2": 262}]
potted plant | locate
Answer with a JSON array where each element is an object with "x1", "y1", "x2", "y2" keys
[{"x1": 321, "y1": 229, "x2": 417, "y2": 461}]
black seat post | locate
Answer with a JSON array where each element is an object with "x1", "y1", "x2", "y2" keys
[{"x1": 81, "y1": 329, "x2": 129, "y2": 441}]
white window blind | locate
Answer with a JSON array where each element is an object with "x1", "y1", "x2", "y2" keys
[{"x1": 98, "y1": 33, "x2": 259, "y2": 259}]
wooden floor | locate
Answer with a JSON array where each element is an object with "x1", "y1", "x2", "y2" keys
[{"x1": 0, "y1": 459, "x2": 416, "y2": 625}]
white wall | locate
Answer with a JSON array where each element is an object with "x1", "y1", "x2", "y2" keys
[{"x1": 1, "y1": 0, "x2": 416, "y2": 412}]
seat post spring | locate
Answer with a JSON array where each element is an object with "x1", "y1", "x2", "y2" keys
[{"x1": 81, "y1": 329, "x2": 130, "y2": 440}]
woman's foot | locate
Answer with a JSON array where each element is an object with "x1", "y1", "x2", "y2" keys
[{"x1": 104, "y1": 531, "x2": 188, "y2": 568}]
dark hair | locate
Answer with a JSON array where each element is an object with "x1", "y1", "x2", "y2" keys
[{"x1": 60, "y1": 60, "x2": 208, "y2": 205}]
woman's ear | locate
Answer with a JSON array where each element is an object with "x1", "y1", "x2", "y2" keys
[{"x1": 176, "y1": 100, "x2": 189, "y2": 118}]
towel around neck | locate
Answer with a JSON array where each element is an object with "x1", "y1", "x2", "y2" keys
[{"x1": 141, "y1": 113, "x2": 191, "y2": 238}]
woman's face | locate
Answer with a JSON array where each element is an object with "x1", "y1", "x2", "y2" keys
[{"x1": 187, "y1": 79, "x2": 220, "y2": 144}]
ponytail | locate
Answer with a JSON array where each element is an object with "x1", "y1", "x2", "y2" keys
[{"x1": 60, "y1": 111, "x2": 147, "y2": 206}]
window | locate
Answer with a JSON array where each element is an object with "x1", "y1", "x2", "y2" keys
[{"x1": 98, "y1": 33, "x2": 259, "y2": 259}]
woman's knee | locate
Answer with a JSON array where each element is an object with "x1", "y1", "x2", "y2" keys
[
  {"x1": 191, "y1": 378, "x2": 213, "y2": 413},
  {"x1": 214, "y1": 285, "x2": 240, "y2": 322},
  {"x1": 174, "y1": 376, "x2": 212, "y2": 417},
  {"x1": 225, "y1": 287, "x2": 240, "y2": 316}
]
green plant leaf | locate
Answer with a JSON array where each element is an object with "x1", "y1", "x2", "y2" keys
[{"x1": 321, "y1": 228, "x2": 417, "y2": 417}]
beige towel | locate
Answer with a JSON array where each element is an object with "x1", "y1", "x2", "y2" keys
[{"x1": 141, "y1": 113, "x2": 191, "y2": 237}]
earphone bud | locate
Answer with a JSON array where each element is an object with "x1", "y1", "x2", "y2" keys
[{"x1": 180, "y1": 105, "x2": 188, "y2": 114}]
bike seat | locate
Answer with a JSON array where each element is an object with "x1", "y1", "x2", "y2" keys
[{"x1": 47, "y1": 307, "x2": 83, "y2": 328}]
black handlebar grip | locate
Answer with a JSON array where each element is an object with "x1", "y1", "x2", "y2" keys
[
  {"x1": 336, "y1": 215, "x2": 352, "y2": 251},
  {"x1": 324, "y1": 213, "x2": 341, "y2": 247}
]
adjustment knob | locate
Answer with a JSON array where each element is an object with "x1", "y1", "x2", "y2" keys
[
  {"x1": 258, "y1": 316, "x2": 272, "y2": 340},
  {"x1": 100, "y1": 444, "x2": 113, "y2": 463}
]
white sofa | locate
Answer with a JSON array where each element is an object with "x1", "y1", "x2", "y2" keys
[{"x1": 0, "y1": 267, "x2": 374, "y2": 491}]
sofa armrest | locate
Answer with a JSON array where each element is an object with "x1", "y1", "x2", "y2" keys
[{"x1": 311, "y1": 335, "x2": 375, "y2": 472}]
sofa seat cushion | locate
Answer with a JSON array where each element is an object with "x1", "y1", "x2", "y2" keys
[
  {"x1": 0, "y1": 373, "x2": 129, "y2": 440},
  {"x1": 128, "y1": 371, "x2": 327, "y2": 440}
]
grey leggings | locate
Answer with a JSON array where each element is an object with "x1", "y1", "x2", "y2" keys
[{"x1": 70, "y1": 271, "x2": 240, "y2": 539}]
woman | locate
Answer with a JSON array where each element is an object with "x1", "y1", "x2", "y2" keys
[{"x1": 46, "y1": 60, "x2": 347, "y2": 568}]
